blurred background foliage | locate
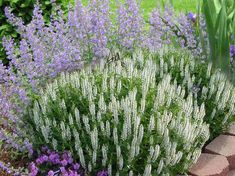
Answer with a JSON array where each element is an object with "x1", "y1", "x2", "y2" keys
[
  {"x1": 202, "y1": 0, "x2": 235, "y2": 81},
  {"x1": 0, "y1": 0, "x2": 72, "y2": 65}
]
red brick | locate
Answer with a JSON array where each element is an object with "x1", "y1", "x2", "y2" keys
[
  {"x1": 226, "y1": 123, "x2": 235, "y2": 137},
  {"x1": 189, "y1": 153, "x2": 229, "y2": 176},
  {"x1": 205, "y1": 135, "x2": 235, "y2": 169},
  {"x1": 229, "y1": 169, "x2": 235, "y2": 176}
]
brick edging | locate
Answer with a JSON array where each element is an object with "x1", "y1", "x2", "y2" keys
[{"x1": 188, "y1": 123, "x2": 235, "y2": 176}]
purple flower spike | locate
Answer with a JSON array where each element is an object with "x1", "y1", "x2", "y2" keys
[
  {"x1": 188, "y1": 12, "x2": 197, "y2": 22},
  {"x1": 230, "y1": 45, "x2": 235, "y2": 58},
  {"x1": 97, "y1": 170, "x2": 108, "y2": 176}
]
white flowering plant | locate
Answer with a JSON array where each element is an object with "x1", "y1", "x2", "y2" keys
[
  {"x1": 151, "y1": 48, "x2": 235, "y2": 139},
  {"x1": 23, "y1": 51, "x2": 209, "y2": 175}
]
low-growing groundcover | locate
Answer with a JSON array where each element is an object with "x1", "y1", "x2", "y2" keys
[{"x1": 0, "y1": 0, "x2": 235, "y2": 175}]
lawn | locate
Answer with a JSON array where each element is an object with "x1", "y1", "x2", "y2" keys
[
  {"x1": 79, "y1": 0, "x2": 198, "y2": 20},
  {"x1": 141, "y1": 0, "x2": 198, "y2": 19}
]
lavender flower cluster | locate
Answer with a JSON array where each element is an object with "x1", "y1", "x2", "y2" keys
[
  {"x1": 116, "y1": 0, "x2": 145, "y2": 49},
  {"x1": 147, "y1": 6, "x2": 202, "y2": 55}
]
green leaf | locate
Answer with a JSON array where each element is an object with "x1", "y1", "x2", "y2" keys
[
  {"x1": 20, "y1": 3, "x2": 27, "y2": 8},
  {"x1": 45, "y1": 1, "x2": 51, "y2": 5},
  {"x1": 0, "y1": 24, "x2": 10, "y2": 31},
  {"x1": 213, "y1": 0, "x2": 222, "y2": 14},
  {"x1": 11, "y1": 32, "x2": 18, "y2": 38}
]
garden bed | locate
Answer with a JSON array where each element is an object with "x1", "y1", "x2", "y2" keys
[{"x1": 0, "y1": 0, "x2": 235, "y2": 175}]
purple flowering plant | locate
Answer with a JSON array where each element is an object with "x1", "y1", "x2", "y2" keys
[
  {"x1": 147, "y1": 7, "x2": 203, "y2": 56},
  {"x1": 29, "y1": 147, "x2": 84, "y2": 176},
  {"x1": 116, "y1": 0, "x2": 145, "y2": 50},
  {"x1": 27, "y1": 146, "x2": 109, "y2": 176}
]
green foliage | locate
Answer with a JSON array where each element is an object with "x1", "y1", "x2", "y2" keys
[
  {"x1": 0, "y1": 0, "x2": 71, "y2": 65},
  {"x1": 23, "y1": 50, "x2": 209, "y2": 175},
  {"x1": 151, "y1": 48, "x2": 235, "y2": 139},
  {"x1": 202, "y1": 0, "x2": 235, "y2": 78}
]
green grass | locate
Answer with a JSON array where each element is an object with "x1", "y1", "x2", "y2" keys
[
  {"x1": 169, "y1": 0, "x2": 198, "y2": 12},
  {"x1": 141, "y1": 0, "x2": 198, "y2": 19},
  {"x1": 79, "y1": 0, "x2": 198, "y2": 20}
]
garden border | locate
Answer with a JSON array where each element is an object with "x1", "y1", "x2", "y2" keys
[{"x1": 188, "y1": 123, "x2": 235, "y2": 176}]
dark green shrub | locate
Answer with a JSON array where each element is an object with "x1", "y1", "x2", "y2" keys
[
  {"x1": 0, "y1": 0, "x2": 70, "y2": 65},
  {"x1": 23, "y1": 55, "x2": 209, "y2": 175}
]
